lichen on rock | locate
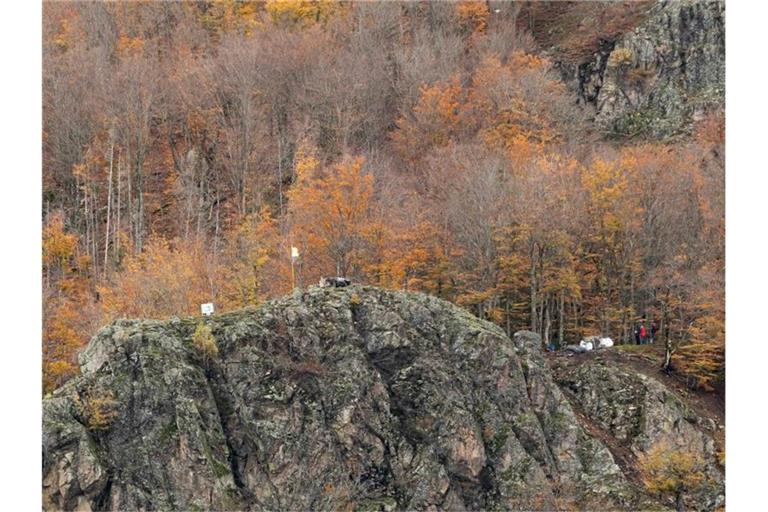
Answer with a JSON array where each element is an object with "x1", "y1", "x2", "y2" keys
[
  {"x1": 44, "y1": 286, "x2": 685, "y2": 510},
  {"x1": 568, "y1": 0, "x2": 725, "y2": 139}
]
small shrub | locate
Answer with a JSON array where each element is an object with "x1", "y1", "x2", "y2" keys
[
  {"x1": 608, "y1": 47, "x2": 633, "y2": 67},
  {"x1": 76, "y1": 391, "x2": 118, "y2": 431},
  {"x1": 639, "y1": 441, "x2": 706, "y2": 511},
  {"x1": 192, "y1": 321, "x2": 219, "y2": 363}
]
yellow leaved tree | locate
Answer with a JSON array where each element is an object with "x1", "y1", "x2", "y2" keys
[
  {"x1": 43, "y1": 212, "x2": 98, "y2": 393},
  {"x1": 265, "y1": 0, "x2": 345, "y2": 28},
  {"x1": 639, "y1": 442, "x2": 707, "y2": 512}
]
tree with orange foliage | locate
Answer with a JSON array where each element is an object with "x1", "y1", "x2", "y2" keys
[
  {"x1": 216, "y1": 209, "x2": 282, "y2": 309},
  {"x1": 98, "y1": 237, "x2": 213, "y2": 320},
  {"x1": 456, "y1": 1, "x2": 490, "y2": 36},
  {"x1": 577, "y1": 152, "x2": 642, "y2": 337},
  {"x1": 391, "y1": 76, "x2": 464, "y2": 166},
  {"x1": 467, "y1": 53, "x2": 580, "y2": 160},
  {"x1": 287, "y1": 156, "x2": 380, "y2": 282},
  {"x1": 197, "y1": 0, "x2": 262, "y2": 35},
  {"x1": 363, "y1": 210, "x2": 452, "y2": 297},
  {"x1": 43, "y1": 212, "x2": 97, "y2": 393},
  {"x1": 663, "y1": 262, "x2": 725, "y2": 390}
]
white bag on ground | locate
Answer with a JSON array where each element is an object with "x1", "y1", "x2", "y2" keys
[
  {"x1": 598, "y1": 337, "x2": 614, "y2": 348},
  {"x1": 579, "y1": 340, "x2": 594, "y2": 351}
]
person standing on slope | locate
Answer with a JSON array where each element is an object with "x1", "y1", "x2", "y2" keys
[{"x1": 639, "y1": 324, "x2": 647, "y2": 345}]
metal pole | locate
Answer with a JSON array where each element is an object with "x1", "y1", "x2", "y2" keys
[{"x1": 290, "y1": 246, "x2": 299, "y2": 290}]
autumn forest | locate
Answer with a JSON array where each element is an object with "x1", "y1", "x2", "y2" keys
[{"x1": 42, "y1": 1, "x2": 724, "y2": 394}]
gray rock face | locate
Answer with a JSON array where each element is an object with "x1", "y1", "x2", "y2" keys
[
  {"x1": 43, "y1": 286, "x2": 656, "y2": 511},
  {"x1": 554, "y1": 357, "x2": 725, "y2": 511},
  {"x1": 574, "y1": 0, "x2": 724, "y2": 138}
]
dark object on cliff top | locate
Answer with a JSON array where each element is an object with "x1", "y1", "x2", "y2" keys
[
  {"x1": 319, "y1": 276, "x2": 351, "y2": 287},
  {"x1": 43, "y1": 286, "x2": 721, "y2": 511}
]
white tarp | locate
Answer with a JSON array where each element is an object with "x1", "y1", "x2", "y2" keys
[{"x1": 598, "y1": 337, "x2": 614, "y2": 348}]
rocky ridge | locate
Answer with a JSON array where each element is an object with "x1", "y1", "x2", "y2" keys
[
  {"x1": 42, "y1": 286, "x2": 719, "y2": 510},
  {"x1": 552, "y1": 355, "x2": 725, "y2": 511},
  {"x1": 563, "y1": 0, "x2": 725, "y2": 138}
]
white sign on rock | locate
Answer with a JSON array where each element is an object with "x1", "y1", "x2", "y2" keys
[{"x1": 201, "y1": 303, "x2": 215, "y2": 316}]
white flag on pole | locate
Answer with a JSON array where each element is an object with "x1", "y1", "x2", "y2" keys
[{"x1": 291, "y1": 246, "x2": 300, "y2": 260}]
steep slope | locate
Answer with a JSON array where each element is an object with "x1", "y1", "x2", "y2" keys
[
  {"x1": 43, "y1": 285, "x2": 665, "y2": 511},
  {"x1": 542, "y1": 0, "x2": 725, "y2": 138},
  {"x1": 591, "y1": 0, "x2": 725, "y2": 138},
  {"x1": 551, "y1": 353, "x2": 725, "y2": 511}
]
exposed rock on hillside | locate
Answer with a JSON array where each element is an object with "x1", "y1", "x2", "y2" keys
[
  {"x1": 566, "y1": 0, "x2": 725, "y2": 138},
  {"x1": 553, "y1": 356, "x2": 725, "y2": 511},
  {"x1": 44, "y1": 286, "x2": 668, "y2": 511},
  {"x1": 44, "y1": 287, "x2": 725, "y2": 511}
]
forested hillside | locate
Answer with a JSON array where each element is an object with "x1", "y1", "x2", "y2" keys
[{"x1": 42, "y1": 1, "x2": 724, "y2": 394}]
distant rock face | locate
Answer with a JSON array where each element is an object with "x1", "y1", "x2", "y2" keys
[
  {"x1": 44, "y1": 286, "x2": 661, "y2": 511},
  {"x1": 553, "y1": 357, "x2": 725, "y2": 511},
  {"x1": 573, "y1": 0, "x2": 725, "y2": 138}
]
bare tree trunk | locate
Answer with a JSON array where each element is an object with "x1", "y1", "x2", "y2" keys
[
  {"x1": 629, "y1": 269, "x2": 636, "y2": 343},
  {"x1": 214, "y1": 187, "x2": 221, "y2": 260},
  {"x1": 529, "y1": 242, "x2": 537, "y2": 332},
  {"x1": 91, "y1": 182, "x2": 98, "y2": 274},
  {"x1": 115, "y1": 150, "x2": 121, "y2": 260},
  {"x1": 571, "y1": 298, "x2": 580, "y2": 335},
  {"x1": 196, "y1": 173, "x2": 204, "y2": 239},
  {"x1": 127, "y1": 148, "x2": 133, "y2": 251},
  {"x1": 278, "y1": 132, "x2": 284, "y2": 219},
  {"x1": 621, "y1": 317, "x2": 627, "y2": 345},
  {"x1": 663, "y1": 342, "x2": 674, "y2": 372},
  {"x1": 103, "y1": 140, "x2": 114, "y2": 274},
  {"x1": 661, "y1": 289, "x2": 672, "y2": 371},
  {"x1": 136, "y1": 147, "x2": 145, "y2": 253},
  {"x1": 82, "y1": 178, "x2": 91, "y2": 265},
  {"x1": 538, "y1": 244, "x2": 545, "y2": 340},
  {"x1": 543, "y1": 297, "x2": 551, "y2": 347}
]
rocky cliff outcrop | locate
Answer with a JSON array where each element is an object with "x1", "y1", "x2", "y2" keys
[
  {"x1": 570, "y1": 0, "x2": 725, "y2": 138},
  {"x1": 553, "y1": 356, "x2": 725, "y2": 511},
  {"x1": 43, "y1": 286, "x2": 727, "y2": 511},
  {"x1": 44, "y1": 286, "x2": 668, "y2": 511}
]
